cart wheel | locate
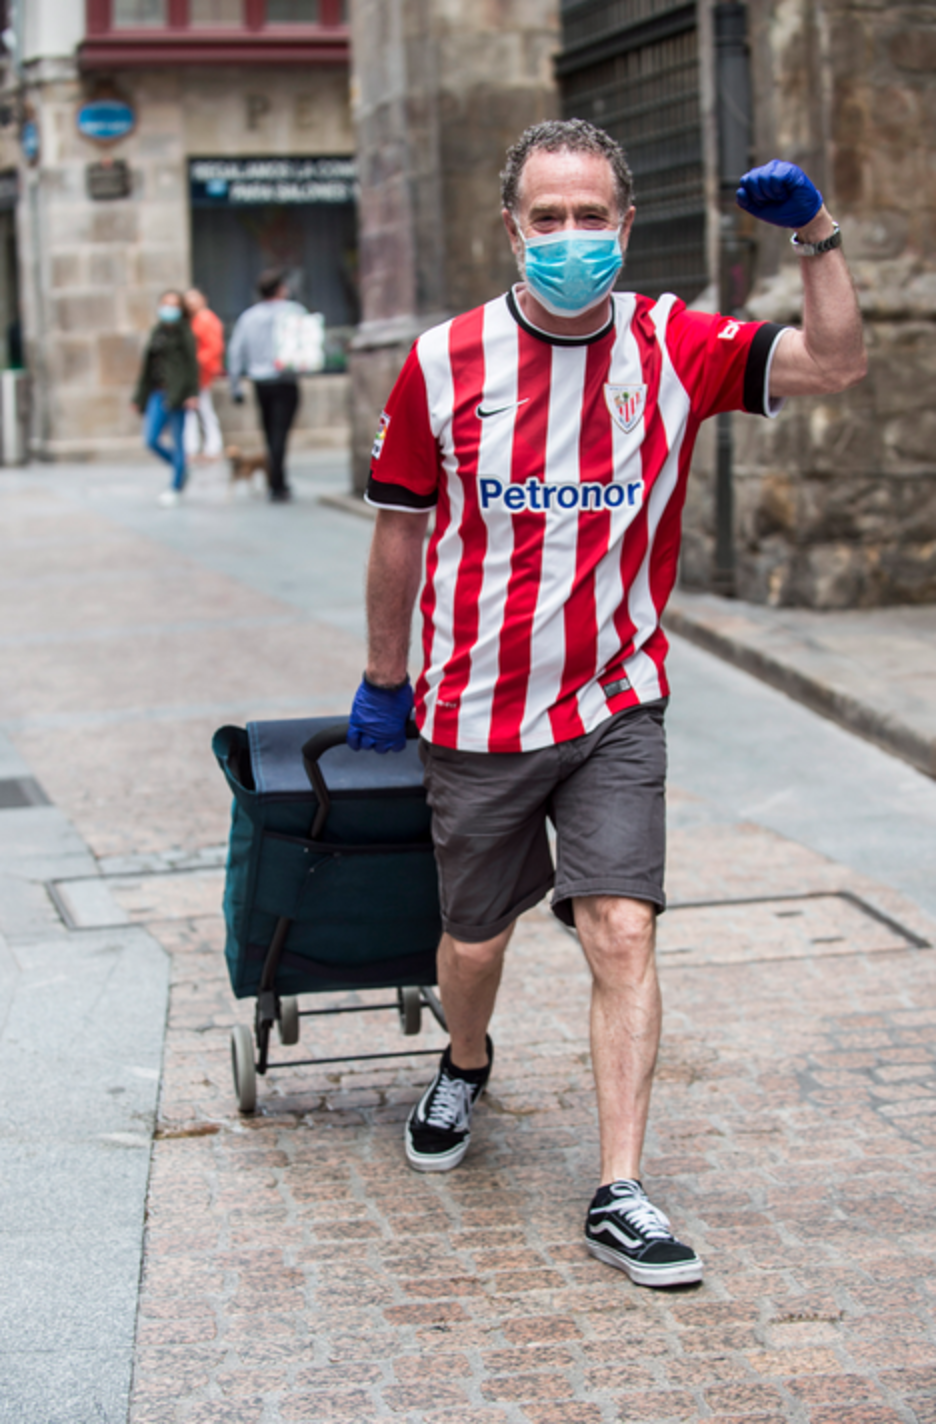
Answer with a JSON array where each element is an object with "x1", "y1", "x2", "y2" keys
[
  {"x1": 231, "y1": 1024, "x2": 257, "y2": 1113},
  {"x1": 278, "y1": 995, "x2": 300, "y2": 1045},
  {"x1": 398, "y1": 986, "x2": 422, "y2": 1036}
]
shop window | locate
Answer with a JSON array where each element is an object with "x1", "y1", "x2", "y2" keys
[
  {"x1": 189, "y1": 156, "x2": 358, "y2": 368},
  {"x1": 189, "y1": 0, "x2": 242, "y2": 22},
  {"x1": 112, "y1": 0, "x2": 166, "y2": 25}
]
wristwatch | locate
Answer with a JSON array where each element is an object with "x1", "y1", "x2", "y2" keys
[{"x1": 791, "y1": 221, "x2": 842, "y2": 257}]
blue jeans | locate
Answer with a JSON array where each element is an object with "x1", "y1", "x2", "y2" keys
[{"x1": 144, "y1": 391, "x2": 187, "y2": 490}]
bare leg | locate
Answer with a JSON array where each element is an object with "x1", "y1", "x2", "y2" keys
[
  {"x1": 573, "y1": 895, "x2": 661, "y2": 1185},
  {"x1": 436, "y1": 925, "x2": 514, "y2": 1070}
]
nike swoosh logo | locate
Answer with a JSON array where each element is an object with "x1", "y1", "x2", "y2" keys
[{"x1": 476, "y1": 399, "x2": 530, "y2": 420}]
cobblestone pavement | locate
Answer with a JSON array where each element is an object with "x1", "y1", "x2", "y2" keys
[{"x1": 2, "y1": 463, "x2": 935, "y2": 1424}]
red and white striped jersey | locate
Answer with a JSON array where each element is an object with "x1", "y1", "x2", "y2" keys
[{"x1": 367, "y1": 287, "x2": 785, "y2": 752}]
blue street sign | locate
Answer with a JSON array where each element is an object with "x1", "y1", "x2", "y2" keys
[
  {"x1": 21, "y1": 120, "x2": 39, "y2": 164},
  {"x1": 77, "y1": 99, "x2": 135, "y2": 143}
]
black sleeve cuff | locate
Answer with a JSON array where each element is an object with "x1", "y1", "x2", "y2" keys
[
  {"x1": 365, "y1": 476, "x2": 437, "y2": 511},
  {"x1": 743, "y1": 322, "x2": 785, "y2": 416}
]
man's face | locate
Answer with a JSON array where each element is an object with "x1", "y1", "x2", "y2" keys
[
  {"x1": 503, "y1": 147, "x2": 635, "y2": 263},
  {"x1": 185, "y1": 288, "x2": 205, "y2": 314}
]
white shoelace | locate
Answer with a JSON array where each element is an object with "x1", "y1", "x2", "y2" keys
[
  {"x1": 423, "y1": 1073, "x2": 475, "y2": 1131},
  {"x1": 609, "y1": 1187, "x2": 673, "y2": 1240}
]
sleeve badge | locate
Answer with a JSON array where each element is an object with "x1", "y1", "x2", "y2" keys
[{"x1": 371, "y1": 410, "x2": 391, "y2": 461}]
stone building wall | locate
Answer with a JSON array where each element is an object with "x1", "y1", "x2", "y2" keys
[
  {"x1": 681, "y1": 0, "x2": 936, "y2": 607},
  {"x1": 348, "y1": 0, "x2": 560, "y2": 492},
  {"x1": 17, "y1": 62, "x2": 355, "y2": 461}
]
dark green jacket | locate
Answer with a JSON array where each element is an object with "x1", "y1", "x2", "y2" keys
[{"x1": 133, "y1": 321, "x2": 199, "y2": 410}]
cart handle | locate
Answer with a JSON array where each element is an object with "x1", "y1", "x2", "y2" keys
[{"x1": 301, "y1": 718, "x2": 419, "y2": 841}]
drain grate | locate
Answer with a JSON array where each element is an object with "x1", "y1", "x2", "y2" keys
[{"x1": 0, "y1": 776, "x2": 50, "y2": 809}]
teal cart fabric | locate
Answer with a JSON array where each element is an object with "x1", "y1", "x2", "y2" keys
[{"x1": 213, "y1": 718, "x2": 441, "y2": 999}]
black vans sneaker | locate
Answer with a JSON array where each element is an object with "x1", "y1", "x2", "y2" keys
[
  {"x1": 585, "y1": 1179, "x2": 703, "y2": 1287},
  {"x1": 405, "y1": 1037, "x2": 493, "y2": 1172}
]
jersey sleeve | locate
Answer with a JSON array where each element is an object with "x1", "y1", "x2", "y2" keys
[
  {"x1": 664, "y1": 304, "x2": 788, "y2": 422},
  {"x1": 365, "y1": 345, "x2": 441, "y2": 511}
]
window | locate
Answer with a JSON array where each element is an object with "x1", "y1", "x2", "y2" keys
[
  {"x1": 266, "y1": 0, "x2": 319, "y2": 19},
  {"x1": 112, "y1": 0, "x2": 166, "y2": 25},
  {"x1": 558, "y1": 0, "x2": 707, "y2": 303},
  {"x1": 83, "y1": 0, "x2": 350, "y2": 54},
  {"x1": 189, "y1": 0, "x2": 242, "y2": 23}
]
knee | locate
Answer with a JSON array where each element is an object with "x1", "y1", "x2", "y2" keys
[
  {"x1": 575, "y1": 896, "x2": 656, "y2": 984},
  {"x1": 444, "y1": 931, "x2": 508, "y2": 975}
]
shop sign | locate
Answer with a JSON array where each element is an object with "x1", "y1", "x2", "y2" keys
[
  {"x1": 86, "y1": 160, "x2": 132, "y2": 201},
  {"x1": 189, "y1": 157, "x2": 357, "y2": 207},
  {"x1": 77, "y1": 97, "x2": 136, "y2": 143}
]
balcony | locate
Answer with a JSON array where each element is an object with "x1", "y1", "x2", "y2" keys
[{"x1": 80, "y1": 0, "x2": 350, "y2": 68}]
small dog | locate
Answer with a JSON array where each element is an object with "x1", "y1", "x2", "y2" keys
[{"x1": 225, "y1": 445, "x2": 270, "y2": 492}]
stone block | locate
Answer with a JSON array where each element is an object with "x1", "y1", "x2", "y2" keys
[
  {"x1": 864, "y1": 84, "x2": 923, "y2": 150},
  {"x1": 53, "y1": 292, "x2": 118, "y2": 335},
  {"x1": 133, "y1": 249, "x2": 189, "y2": 289},
  {"x1": 51, "y1": 338, "x2": 95, "y2": 384},
  {"x1": 51, "y1": 253, "x2": 83, "y2": 289},
  {"x1": 88, "y1": 251, "x2": 129, "y2": 289},
  {"x1": 51, "y1": 386, "x2": 134, "y2": 441},
  {"x1": 98, "y1": 334, "x2": 146, "y2": 388},
  {"x1": 885, "y1": 410, "x2": 936, "y2": 464},
  {"x1": 121, "y1": 289, "x2": 163, "y2": 333},
  {"x1": 889, "y1": 28, "x2": 936, "y2": 73},
  {"x1": 137, "y1": 201, "x2": 189, "y2": 246},
  {"x1": 844, "y1": 212, "x2": 911, "y2": 261},
  {"x1": 91, "y1": 208, "x2": 139, "y2": 245}
]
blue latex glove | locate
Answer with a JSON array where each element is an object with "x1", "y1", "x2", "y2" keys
[
  {"x1": 736, "y1": 159, "x2": 823, "y2": 229},
  {"x1": 347, "y1": 676, "x2": 414, "y2": 753}
]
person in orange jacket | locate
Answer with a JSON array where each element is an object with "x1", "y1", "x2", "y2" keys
[{"x1": 183, "y1": 287, "x2": 225, "y2": 460}]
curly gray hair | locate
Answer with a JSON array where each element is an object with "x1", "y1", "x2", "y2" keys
[{"x1": 500, "y1": 119, "x2": 634, "y2": 217}]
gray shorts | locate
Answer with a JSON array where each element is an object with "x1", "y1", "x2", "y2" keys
[{"x1": 420, "y1": 701, "x2": 667, "y2": 943}]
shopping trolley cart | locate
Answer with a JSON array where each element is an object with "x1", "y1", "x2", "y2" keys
[{"x1": 212, "y1": 716, "x2": 446, "y2": 1111}]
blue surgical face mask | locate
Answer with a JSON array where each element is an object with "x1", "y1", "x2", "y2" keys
[
  {"x1": 521, "y1": 228, "x2": 623, "y2": 318},
  {"x1": 158, "y1": 304, "x2": 182, "y2": 324}
]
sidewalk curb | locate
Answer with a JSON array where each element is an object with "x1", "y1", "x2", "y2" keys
[{"x1": 665, "y1": 604, "x2": 936, "y2": 782}]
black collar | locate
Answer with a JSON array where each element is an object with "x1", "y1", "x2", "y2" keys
[{"x1": 506, "y1": 287, "x2": 616, "y2": 347}]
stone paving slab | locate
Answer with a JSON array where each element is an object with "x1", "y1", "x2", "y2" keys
[
  {"x1": 0, "y1": 913, "x2": 168, "y2": 1424},
  {"x1": 667, "y1": 592, "x2": 936, "y2": 781}
]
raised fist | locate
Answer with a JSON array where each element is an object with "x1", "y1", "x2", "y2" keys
[{"x1": 736, "y1": 160, "x2": 823, "y2": 230}]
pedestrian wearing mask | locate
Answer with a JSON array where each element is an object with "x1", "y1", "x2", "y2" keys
[
  {"x1": 132, "y1": 290, "x2": 200, "y2": 507},
  {"x1": 350, "y1": 120, "x2": 867, "y2": 1289}
]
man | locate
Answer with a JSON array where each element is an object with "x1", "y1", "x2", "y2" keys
[
  {"x1": 183, "y1": 287, "x2": 225, "y2": 461},
  {"x1": 227, "y1": 267, "x2": 303, "y2": 502},
  {"x1": 348, "y1": 120, "x2": 866, "y2": 1287}
]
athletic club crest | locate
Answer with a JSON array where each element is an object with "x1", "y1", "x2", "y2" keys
[{"x1": 605, "y1": 383, "x2": 647, "y2": 435}]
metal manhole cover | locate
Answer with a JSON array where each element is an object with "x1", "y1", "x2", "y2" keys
[{"x1": 657, "y1": 891, "x2": 928, "y2": 967}]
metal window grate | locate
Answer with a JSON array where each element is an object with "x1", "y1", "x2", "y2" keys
[{"x1": 558, "y1": 0, "x2": 708, "y2": 303}]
